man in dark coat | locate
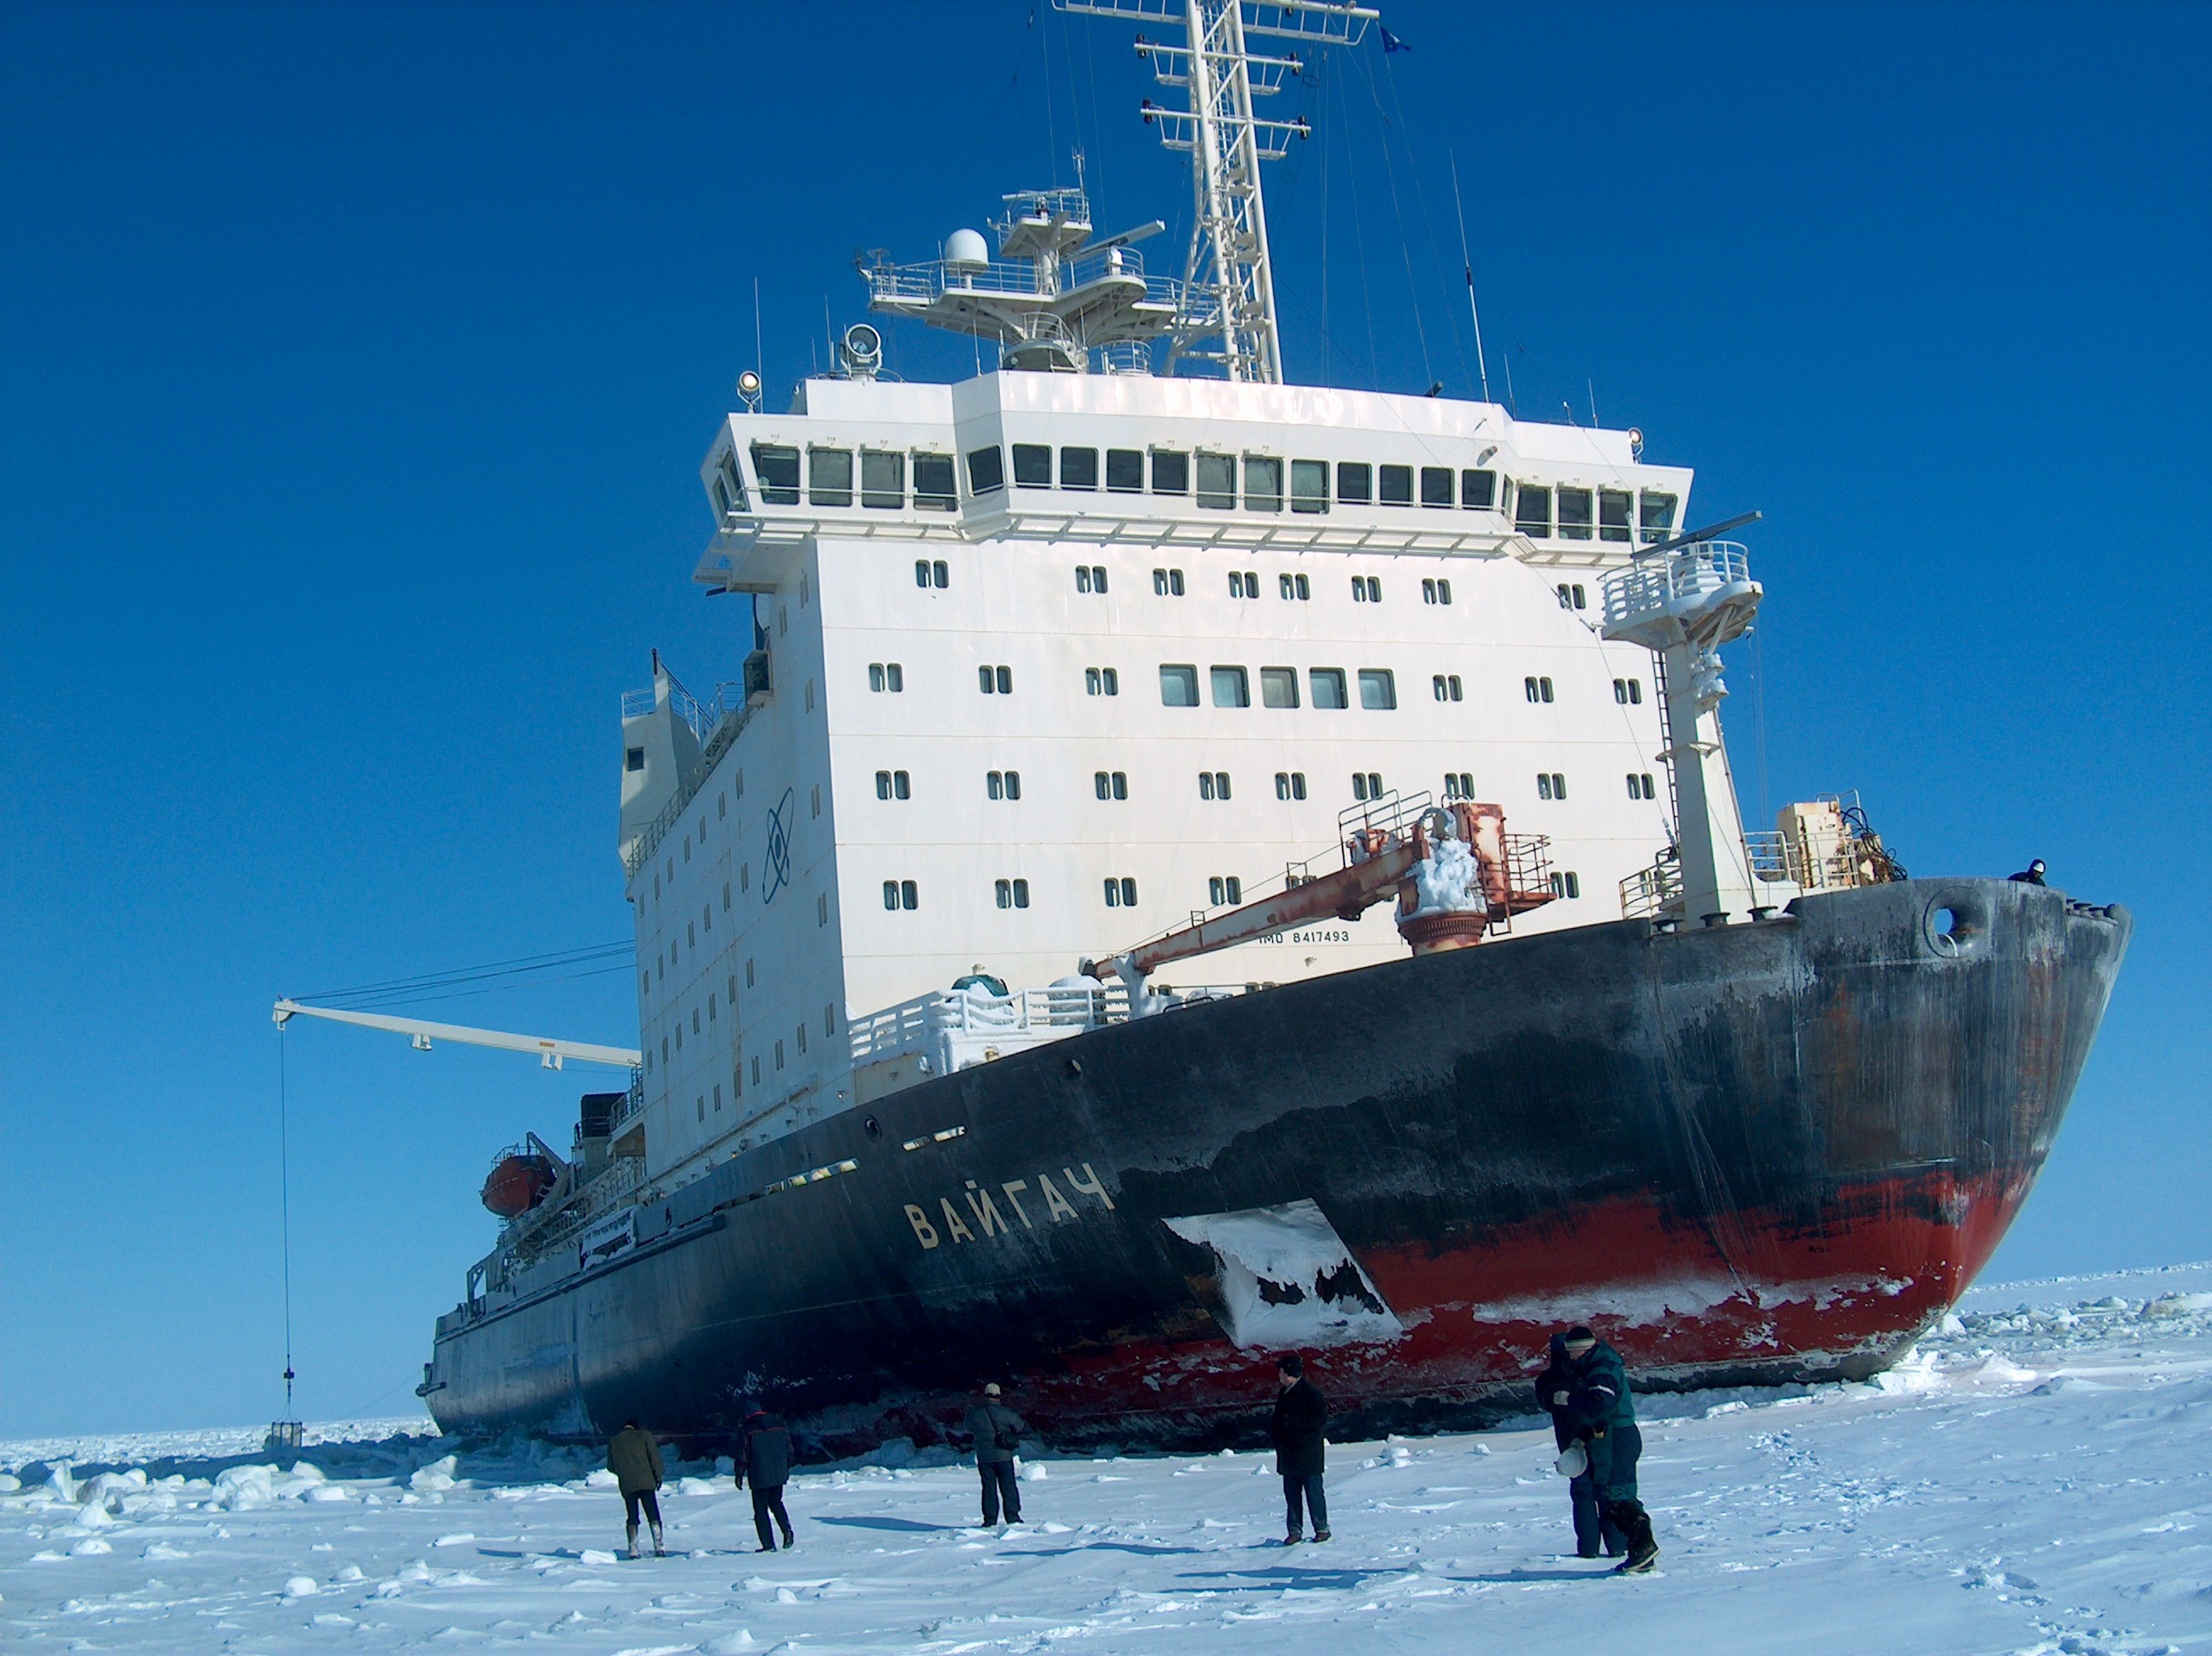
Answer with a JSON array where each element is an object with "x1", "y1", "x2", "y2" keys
[
  {"x1": 1539, "y1": 1331, "x2": 1626, "y2": 1558},
  {"x1": 964, "y1": 1382, "x2": 1026, "y2": 1527},
  {"x1": 2008, "y1": 859, "x2": 2047, "y2": 885},
  {"x1": 1269, "y1": 1354, "x2": 1330, "y2": 1544},
  {"x1": 606, "y1": 1419, "x2": 665, "y2": 1558},
  {"x1": 1548, "y1": 1326, "x2": 1660, "y2": 1574},
  {"x1": 735, "y1": 1399, "x2": 796, "y2": 1552}
]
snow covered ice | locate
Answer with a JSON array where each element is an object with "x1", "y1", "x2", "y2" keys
[{"x1": 6, "y1": 1265, "x2": 2211, "y2": 1654}]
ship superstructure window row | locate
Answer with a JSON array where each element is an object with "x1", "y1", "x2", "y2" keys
[{"x1": 747, "y1": 440, "x2": 1673, "y2": 545}]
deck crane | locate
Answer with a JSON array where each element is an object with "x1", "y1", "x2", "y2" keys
[{"x1": 269, "y1": 999, "x2": 641, "y2": 1070}]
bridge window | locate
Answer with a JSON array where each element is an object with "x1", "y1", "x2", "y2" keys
[
  {"x1": 1310, "y1": 668, "x2": 1349, "y2": 710},
  {"x1": 1151, "y1": 450, "x2": 1189, "y2": 495},
  {"x1": 965, "y1": 445, "x2": 1004, "y2": 495},
  {"x1": 1159, "y1": 663, "x2": 1199, "y2": 706},
  {"x1": 1210, "y1": 665, "x2": 1250, "y2": 708},
  {"x1": 861, "y1": 450, "x2": 904, "y2": 509},
  {"x1": 1422, "y1": 466, "x2": 1455, "y2": 507},
  {"x1": 1358, "y1": 669, "x2": 1397, "y2": 710},
  {"x1": 1107, "y1": 448, "x2": 1144, "y2": 492},
  {"x1": 1558, "y1": 487, "x2": 1594, "y2": 540},
  {"x1": 750, "y1": 442, "x2": 800, "y2": 506},
  {"x1": 1600, "y1": 489, "x2": 1633, "y2": 542},
  {"x1": 1244, "y1": 456, "x2": 1282, "y2": 512},
  {"x1": 1292, "y1": 459, "x2": 1329, "y2": 513},
  {"x1": 808, "y1": 446, "x2": 852, "y2": 507},
  {"x1": 913, "y1": 451, "x2": 958, "y2": 509},
  {"x1": 1379, "y1": 464, "x2": 1414, "y2": 506},
  {"x1": 1516, "y1": 484, "x2": 1552, "y2": 538},
  {"x1": 1639, "y1": 490, "x2": 1679, "y2": 543},
  {"x1": 1013, "y1": 443, "x2": 1053, "y2": 487},
  {"x1": 1059, "y1": 445, "x2": 1098, "y2": 490},
  {"x1": 1338, "y1": 461, "x2": 1372, "y2": 505},
  {"x1": 1196, "y1": 452, "x2": 1236, "y2": 509},
  {"x1": 1461, "y1": 468, "x2": 1497, "y2": 509}
]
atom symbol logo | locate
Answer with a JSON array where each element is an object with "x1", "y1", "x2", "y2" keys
[{"x1": 762, "y1": 787, "x2": 796, "y2": 904}]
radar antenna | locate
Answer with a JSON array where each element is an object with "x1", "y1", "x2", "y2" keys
[{"x1": 1058, "y1": 0, "x2": 1377, "y2": 383}]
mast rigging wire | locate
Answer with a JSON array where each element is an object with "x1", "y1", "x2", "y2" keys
[{"x1": 1448, "y1": 151, "x2": 1490, "y2": 402}]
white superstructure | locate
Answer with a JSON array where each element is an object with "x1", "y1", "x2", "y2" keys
[{"x1": 600, "y1": 0, "x2": 1780, "y2": 1199}]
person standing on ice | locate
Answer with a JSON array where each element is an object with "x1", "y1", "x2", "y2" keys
[
  {"x1": 606, "y1": 1418, "x2": 666, "y2": 1558},
  {"x1": 1270, "y1": 1354, "x2": 1331, "y2": 1544},
  {"x1": 736, "y1": 1398, "x2": 796, "y2": 1552},
  {"x1": 1539, "y1": 1331, "x2": 1626, "y2": 1559},
  {"x1": 964, "y1": 1382, "x2": 1026, "y2": 1528},
  {"x1": 1547, "y1": 1326, "x2": 1660, "y2": 1574}
]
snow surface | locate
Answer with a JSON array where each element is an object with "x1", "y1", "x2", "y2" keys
[{"x1": 7, "y1": 1262, "x2": 2212, "y2": 1654}]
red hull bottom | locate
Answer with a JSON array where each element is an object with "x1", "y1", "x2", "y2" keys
[{"x1": 1013, "y1": 1167, "x2": 2023, "y2": 1443}]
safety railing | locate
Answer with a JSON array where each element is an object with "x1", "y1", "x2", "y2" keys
[
  {"x1": 1601, "y1": 541, "x2": 1751, "y2": 633},
  {"x1": 621, "y1": 680, "x2": 762, "y2": 881},
  {"x1": 1620, "y1": 852, "x2": 1684, "y2": 920}
]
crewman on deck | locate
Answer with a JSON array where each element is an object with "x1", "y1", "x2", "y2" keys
[
  {"x1": 1539, "y1": 1331, "x2": 1626, "y2": 1558},
  {"x1": 606, "y1": 1418, "x2": 666, "y2": 1558},
  {"x1": 964, "y1": 1382, "x2": 1027, "y2": 1529},
  {"x1": 1270, "y1": 1354, "x2": 1331, "y2": 1544},
  {"x1": 1547, "y1": 1325, "x2": 1661, "y2": 1574},
  {"x1": 2009, "y1": 859, "x2": 2048, "y2": 885},
  {"x1": 735, "y1": 1398, "x2": 796, "y2": 1552}
]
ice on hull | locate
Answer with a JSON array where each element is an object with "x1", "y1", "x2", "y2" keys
[{"x1": 424, "y1": 877, "x2": 2128, "y2": 1452}]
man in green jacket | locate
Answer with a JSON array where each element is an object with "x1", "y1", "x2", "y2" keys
[
  {"x1": 1548, "y1": 1326, "x2": 1660, "y2": 1574},
  {"x1": 607, "y1": 1418, "x2": 666, "y2": 1558}
]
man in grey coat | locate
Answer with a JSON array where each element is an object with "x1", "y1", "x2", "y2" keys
[{"x1": 964, "y1": 1382, "x2": 1025, "y2": 1527}]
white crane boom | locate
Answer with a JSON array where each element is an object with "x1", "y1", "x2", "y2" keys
[{"x1": 270, "y1": 999, "x2": 641, "y2": 1070}]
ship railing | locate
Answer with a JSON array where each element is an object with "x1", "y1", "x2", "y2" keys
[
  {"x1": 1601, "y1": 540, "x2": 1751, "y2": 632},
  {"x1": 621, "y1": 683, "x2": 760, "y2": 881},
  {"x1": 864, "y1": 247, "x2": 1174, "y2": 310},
  {"x1": 850, "y1": 978, "x2": 1258, "y2": 1071},
  {"x1": 1620, "y1": 850, "x2": 1684, "y2": 920},
  {"x1": 1335, "y1": 789, "x2": 1436, "y2": 866}
]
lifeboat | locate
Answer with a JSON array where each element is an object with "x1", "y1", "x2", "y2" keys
[{"x1": 480, "y1": 1147, "x2": 558, "y2": 1218}]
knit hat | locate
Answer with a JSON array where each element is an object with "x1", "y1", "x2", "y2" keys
[{"x1": 984, "y1": 1382, "x2": 1002, "y2": 1396}]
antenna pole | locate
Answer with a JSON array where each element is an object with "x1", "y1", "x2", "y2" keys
[
  {"x1": 753, "y1": 277, "x2": 764, "y2": 395},
  {"x1": 277, "y1": 1022, "x2": 297, "y2": 1431},
  {"x1": 1450, "y1": 152, "x2": 1491, "y2": 404}
]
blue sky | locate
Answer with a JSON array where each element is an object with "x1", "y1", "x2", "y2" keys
[{"x1": 3, "y1": 1, "x2": 2205, "y2": 1439}]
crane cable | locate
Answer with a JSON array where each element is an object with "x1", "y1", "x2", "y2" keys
[{"x1": 276, "y1": 1021, "x2": 298, "y2": 1432}]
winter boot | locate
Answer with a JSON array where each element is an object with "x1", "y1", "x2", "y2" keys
[
  {"x1": 650, "y1": 1521, "x2": 665, "y2": 1558},
  {"x1": 1613, "y1": 1505, "x2": 1660, "y2": 1575},
  {"x1": 779, "y1": 1525, "x2": 796, "y2": 1551},
  {"x1": 1283, "y1": 1531, "x2": 1304, "y2": 1546},
  {"x1": 1313, "y1": 1530, "x2": 1332, "y2": 1543},
  {"x1": 624, "y1": 1522, "x2": 640, "y2": 1561}
]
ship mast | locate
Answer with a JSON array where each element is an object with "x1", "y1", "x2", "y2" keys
[{"x1": 1057, "y1": 0, "x2": 1376, "y2": 383}]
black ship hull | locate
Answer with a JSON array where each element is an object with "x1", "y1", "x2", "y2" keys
[{"x1": 423, "y1": 877, "x2": 2128, "y2": 1453}]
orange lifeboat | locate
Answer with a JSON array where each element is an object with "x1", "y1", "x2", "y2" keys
[{"x1": 480, "y1": 1148, "x2": 557, "y2": 1218}]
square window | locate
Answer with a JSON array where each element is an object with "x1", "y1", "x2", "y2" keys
[
  {"x1": 1639, "y1": 490, "x2": 1679, "y2": 543},
  {"x1": 1421, "y1": 466, "x2": 1455, "y2": 507},
  {"x1": 1516, "y1": 484, "x2": 1553, "y2": 538},
  {"x1": 1338, "y1": 461, "x2": 1372, "y2": 504},
  {"x1": 1059, "y1": 446, "x2": 1098, "y2": 490},
  {"x1": 1151, "y1": 450, "x2": 1189, "y2": 494},
  {"x1": 807, "y1": 446, "x2": 852, "y2": 507},
  {"x1": 1244, "y1": 455, "x2": 1282, "y2": 512},
  {"x1": 914, "y1": 451, "x2": 958, "y2": 508},
  {"x1": 1107, "y1": 448, "x2": 1144, "y2": 492},
  {"x1": 1558, "y1": 487, "x2": 1594, "y2": 539},
  {"x1": 861, "y1": 449, "x2": 904, "y2": 509},
  {"x1": 1210, "y1": 665, "x2": 1250, "y2": 708},
  {"x1": 625, "y1": 746, "x2": 645, "y2": 773},
  {"x1": 1159, "y1": 663, "x2": 1200, "y2": 706},
  {"x1": 1196, "y1": 452, "x2": 1236, "y2": 509},
  {"x1": 1291, "y1": 458, "x2": 1329, "y2": 513},
  {"x1": 1260, "y1": 665, "x2": 1299, "y2": 708},
  {"x1": 1013, "y1": 443, "x2": 1053, "y2": 487},
  {"x1": 966, "y1": 445, "x2": 1004, "y2": 495},
  {"x1": 1358, "y1": 669, "x2": 1396, "y2": 710},
  {"x1": 1379, "y1": 464, "x2": 1414, "y2": 506},
  {"x1": 1599, "y1": 488, "x2": 1633, "y2": 541},
  {"x1": 1461, "y1": 468, "x2": 1497, "y2": 509},
  {"x1": 751, "y1": 442, "x2": 800, "y2": 505},
  {"x1": 1310, "y1": 668, "x2": 1348, "y2": 710}
]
